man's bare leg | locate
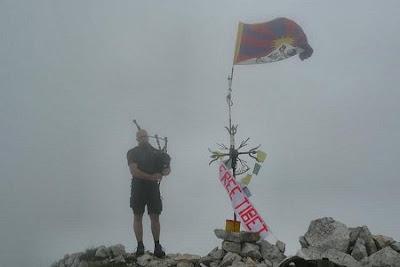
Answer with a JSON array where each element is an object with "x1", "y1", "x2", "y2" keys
[
  {"x1": 149, "y1": 213, "x2": 165, "y2": 257},
  {"x1": 149, "y1": 213, "x2": 160, "y2": 241},
  {"x1": 133, "y1": 213, "x2": 144, "y2": 255}
]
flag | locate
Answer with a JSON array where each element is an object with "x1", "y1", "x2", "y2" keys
[{"x1": 233, "y1": 17, "x2": 313, "y2": 65}]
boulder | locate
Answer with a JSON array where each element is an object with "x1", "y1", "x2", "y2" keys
[
  {"x1": 94, "y1": 246, "x2": 109, "y2": 259},
  {"x1": 137, "y1": 254, "x2": 154, "y2": 266},
  {"x1": 299, "y1": 236, "x2": 309, "y2": 248},
  {"x1": 303, "y1": 217, "x2": 350, "y2": 253},
  {"x1": 259, "y1": 240, "x2": 286, "y2": 263},
  {"x1": 390, "y1": 241, "x2": 400, "y2": 253},
  {"x1": 222, "y1": 240, "x2": 241, "y2": 254},
  {"x1": 214, "y1": 229, "x2": 241, "y2": 243},
  {"x1": 275, "y1": 240, "x2": 285, "y2": 254},
  {"x1": 207, "y1": 247, "x2": 225, "y2": 260},
  {"x1": 219, "y1": 252, "x2": 242, "y2": 267},
  {"x1": 240, "y1": 231, "x2": 261, "y2": 243},
  {"x1": 297, "y1": 247, "x2": 361, "y2": 267},
  {"x1": 109, "y1": 244, "x2": 126, "y2": 257},
  {"x1": 373, "y1": 234, "x2": 395, "y2": 250},
  {"x1": 241, "y1": 242, "x2": 262, "y2": 260},
  {"x1": 365, "y1": 246, "x2": 400, "y2": 267},
  {"x1": 351, "y1": 238, "x2": 368, "y2": 261},
  {"x1": 357, "y1": 226, "x2": 378, "y2": 256}
]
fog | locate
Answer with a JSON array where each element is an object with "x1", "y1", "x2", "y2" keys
[{"x1": 1, "y1": 1, "x2": 399, "y2": 266}]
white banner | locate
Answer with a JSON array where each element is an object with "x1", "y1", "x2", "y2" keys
[{"x1": 218, "y1": 162, "x2": 273, "y2": 241}]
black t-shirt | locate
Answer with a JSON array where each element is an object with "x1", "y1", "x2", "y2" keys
[{"x1": 127, "y1": 143, "x2": 160, "y2": 175}]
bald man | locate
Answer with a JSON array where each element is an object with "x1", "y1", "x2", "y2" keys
[{"x1": 127, "y1": 129, "x2": 170, "y2": 257}]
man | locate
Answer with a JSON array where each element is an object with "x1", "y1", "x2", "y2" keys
[{"x1": 127, "y1": 129, "x2": 170, "y2": 257}]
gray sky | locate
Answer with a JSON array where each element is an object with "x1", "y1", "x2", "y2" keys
[{"x1": 1, "y1": 1, "x2": 400, "y2": 266}]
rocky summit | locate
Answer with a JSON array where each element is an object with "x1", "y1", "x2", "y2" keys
[{"x1": 52, "y1": 217, "x2": 400, "y2": 267}]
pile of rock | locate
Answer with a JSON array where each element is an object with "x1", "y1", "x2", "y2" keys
[
  {"x1": 296, "y1": 217, "x2": 400, "y2": 267},
  {"x1": 203, "y1": 229, "x2": 286, "y2": 267},
  {"x1": 51, "y1": 244, "x2": 207, "y2": 267}
]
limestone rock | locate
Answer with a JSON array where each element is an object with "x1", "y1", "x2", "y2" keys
[
  {"x1": 240, "y1": 231, "x2": 261, "y2": 243},
  {"x1": 299, "y1": 236, "x2": 309, "y2": 248},
  {"x1": 222, "y1": 240, "x2": 241, "y2": 254},
  {"x1": 303, "y1": 217, "x2": 350, "y2": 253},
  {"x1": 176, "y1": 262, "x2": 194, "y2": 267},
  {"x1": 214, "y1": 229, "x2": 241, "y2": 243},
  {"x1": 207, "y1": 247, "x2": 225, "y2": 260},
  {"x1": 94, "y1": 246, "x2": 109, "y2": 259},
  {"x1": 241, "y1": 242, "x2": 262, "y2": 260},
  {"x1": 357, "y1": 226, "x2": 378, "y2": 256},
  {"x1": 259, "y1": 240, "x2": 286, "y2": 263},
  {"x1": 275, "y1": 240, "x2": 285, "y2": 254},
  {"x1": 137, "y1": 253, "x2": 154, "y2": 266},
  {"x1": 78, "y1": 261, "x2": 88, "y2": 267},
  {"x1": 390, "y1": 241, "x2": 400, "y2": 252},
  {"x1": 298, "y1": 247, "x2": 361, "y2": 267},
  {"x1": 109, "y1": 244, "x2": 126, "y2": 257},
  {"x1": 351, "y1": 238, "x2": 368, "y2": 261},
  {"x1": 219, "y1": 252, "x2": 242, "y2": 267},
  {"x1": 174, "y1": 253, "x2": 201, "y2": 263},
  {"x1": 373, "y1": 234, "x2": 395, "y2": 250},
  {"x1": 365, "y1": 246, "x2": 400, "y2": 267}
]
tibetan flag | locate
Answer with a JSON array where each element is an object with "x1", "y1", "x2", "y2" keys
[{"x1": 233, "y1": 17, "x2": 313, "y2": 65}]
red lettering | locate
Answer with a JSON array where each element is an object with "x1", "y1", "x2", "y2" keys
[
  {"x1": 234, "y1": 196, "x2": 250, "y2": 210},
  {"x1": 226, "y1": 177, "x2": 237, "y2": 191},
  {"x1": 220, "y1": 172, "x2": 231, "y2": 187},
  {"x1": 228, "y1": 185, "x2": 242, "y2": 200},
  {"x1": 245, "y1": 215, "x2": 269, "y2": 233},
  {"x1": 239, "y1": 206, "x2": 258, "y2": 223}
]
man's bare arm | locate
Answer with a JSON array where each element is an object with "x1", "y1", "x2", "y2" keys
[{"x1": 129, "y1": 163, "x2": 162, "y2": 181}]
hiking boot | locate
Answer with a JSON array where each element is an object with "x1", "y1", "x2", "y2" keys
[
  {"x1": 154, "y1": 243, "x2": 165, "y2": 258},
  {"x1": 135, "y1": 244, "x2": 145, "y2": 257}
]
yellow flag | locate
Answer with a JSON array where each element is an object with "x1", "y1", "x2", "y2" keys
[
  {"x1": 240, "y1": 174, "x2": 252, "y2": 186},
  {"x1": 256, "y1": 150, "x2": 267, "y2": 162}
]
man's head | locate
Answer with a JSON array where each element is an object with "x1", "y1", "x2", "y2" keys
[{"x1": 136, "y1": 129, "x2": 149, "y2": 145}]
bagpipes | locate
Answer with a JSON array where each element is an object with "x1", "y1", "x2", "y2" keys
[{"x1": 133, "y1": 120, "x2": 171, "y2": 173}]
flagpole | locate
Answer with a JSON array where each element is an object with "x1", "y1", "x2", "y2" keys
[{"x1": 227, "y1": 65, "x2": 238, "y2": 223}]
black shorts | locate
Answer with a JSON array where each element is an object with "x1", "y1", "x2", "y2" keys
[{"x1": 130, "y1": 178, "x2": 162, "y2": 215}]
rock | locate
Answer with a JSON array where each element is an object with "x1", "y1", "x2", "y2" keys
[
  {"x1": 357, "y1": 226, "x2": 378, "y2": 256},
  {"x1": 373, "y1": 234, "x2": 395, "y2": 250},
  {"x1": 110, "y1": 244, "x2": 126, "y2": 257},
  {"x1": 78, "y1": 261, "x2": 88, "y2": 267},
  {"x1": 262, "y1": 258, "x2": 273, "y2": 267},
  {"x1": 241, "y1": 242, "x2": 262, "y2": 260},
  {"x1": 299, "y1": 236, "x2": 309, "y2": 248},
  {"x1": 207, "y1": 247, "x2": 225, "y2": 260},
  {"x1": 222, "y1": 240, "x2": 241, "y2": 254},
  {"x1": 390, "y1": 241, "x2": 400, "y2": 252},
  {"x1": 137, "y1": 253, "x2": 154, "y2": 266},
  {"x1": 298, "y1": 247, "x2": 361, "y2": 267},
  {"x1": 366, "y1": 246, "x2": 400, "y2": 267},
  {"x1": 231, "y1": 262, "x2": 247, "y2": 267},
  {"x1": 351, "y1": 238, "x2": 368, "y2": 261},
  {"x1": 94, "y1": 246, "x2": 109, "y2": 259},
  {"x1": 303, "y1": 217, "x2": 350, "y2": 253},
  {"x1": 114, "y1": 255, "x2": 126, "y2": 263},
  {"x1": 275, "y1": 240, "x2": 285, "y2": 254},
  {"x1": 176, "y1": 262, "x2": 194, "y2": 267},
  {"x1": 174, "y1": 253, "x2": 201, "y2": 263},
  {"x1": 259, "y1": 240, "x2": 286, "y2": 263},
  {"x1": 219, "y1": 252, "x2": 242, "y2": 267},
  {"x1": 199, "y1": 255, "x2": 214, "y2": 265},
  {"x1": 214, "y1": 229, "x2": 261, "y2": 243},
  {"x1": 240, "y1": 231, "x2": 261, "y2": 243},
  {"x1": 214, "y1": 229, "x2": 241, "y2": 243},
  {"x1": 209, "y1": 262, "x2": 219, "y2": 267}
]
